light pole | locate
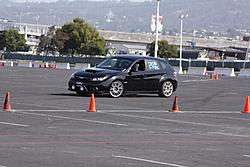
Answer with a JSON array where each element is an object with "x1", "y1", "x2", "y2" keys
[
  {"x1": 154, "y1": 0, "x2": 160, "y2": 58},
  {"x1": 178, "y1": 14, "x2": 188, "y2": 74},
  {"x1": 35, "y1": 15, "x2": 40, "y2": 25},
  {"x1": 222, "y1": 50, "x2": 225, "y2": 68},
  {"x1": 243, "y1": 39, "x2": 250, "y2": 69}
]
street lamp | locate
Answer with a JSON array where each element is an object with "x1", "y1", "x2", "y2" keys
[
  {"x1": 154, "y1": 0, "x2": 160, "y2": 58},
  {"x1": 178, "y1": 14, "x2": 188, "y2": 74}
]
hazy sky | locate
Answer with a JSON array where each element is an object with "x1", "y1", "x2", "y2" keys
[{"x1": 13, "y1": 0, "x2": 148, "y2": 2}]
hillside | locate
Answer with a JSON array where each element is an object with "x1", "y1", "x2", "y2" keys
[{"x1": 0, "y1": 0, "x2": 250, "y2": 33}]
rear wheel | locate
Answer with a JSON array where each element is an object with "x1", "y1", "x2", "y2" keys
[
  {"x1": 159, "y1": 80, "x2": 174, "y2": 97},
  {"x1": 109, "y1": 80, "x2": 124, "y2": 98}
]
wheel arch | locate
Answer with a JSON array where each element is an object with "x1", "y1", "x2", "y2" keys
[{"x1": 160, "y1": 77, "x2": 177, "y2": 92}]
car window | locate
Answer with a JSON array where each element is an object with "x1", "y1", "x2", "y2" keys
[
  {"x1": 97, "y1": 57, "x2": 132, "y2": 71},
  {"x1": 131, "y1": 60, "x2": 145, "y2": 72},
  {"x1": 145, "y1": 59, "x2": 160, "y2": 71}
]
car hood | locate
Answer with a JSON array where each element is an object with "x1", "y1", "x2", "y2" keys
[{"x1": 74, "y1": 67, "x2": 121, "y2": 77}]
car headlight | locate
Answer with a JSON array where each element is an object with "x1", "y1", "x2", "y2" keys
[
  {"x1": 70, "y1": 73, "x2": 76, "y2": 78},
  {"x1": 92, "y1": 76, "x2": 108, "y2": 81},
  {"x1": 173, "y1": 71, "x2": 178, "y2": 78}
]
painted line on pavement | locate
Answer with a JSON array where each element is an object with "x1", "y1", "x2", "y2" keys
[
  {"x1": 99, "y1": 110, "x2": 239, "y2": 114},
  {"x1": 16, "y1": 111, "x2": 127, "y2": 127},
  {"x1": 181, "y1": 111, "x2": 238, "y2": 114},
  {"x1": 201, "y1": 114, "x2": 250, "y2": 121},
  {"x1": 243, "y1": 155, "x2": 250, "y2": 158},
  {"x1": 181, "y1": 79, "x2": 210, "y2": 83},
  {"x1": 13, "y1": 109, "x2": 84, "y2": 113},
  {"x1": 11, "y1": 109, "x2": 241, "y2": 114},
  {"x1": 107, "y1": 113, "x2": 227, "y2": 127},
  {"x1": 0, "y1": 121, "x2": 29, "y2": 127},
  {"x1": 0, "y1": 165, "x2": 6, "y2": 167},
  {"x1": 14, "y1": 102, "x2": 71, "y2": 110},
  {"x1": 113, "y1": 155, "x2": 188, "y2": 167},
  {"x1": 207, "y1": 132, "x2": 249, "y2": 138}
]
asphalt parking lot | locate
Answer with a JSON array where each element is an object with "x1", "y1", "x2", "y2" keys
[{"x1": 0, "y1": 67, "x2": 250, "y2": 167}]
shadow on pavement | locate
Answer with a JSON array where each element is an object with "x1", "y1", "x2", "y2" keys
[{"x1": 48, "y1": 93, "x2": 162, "y2": 98}]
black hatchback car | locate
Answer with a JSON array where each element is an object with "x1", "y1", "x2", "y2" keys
[{"x1": 68, "y1": 55, "x2": 177, "y2": 98}]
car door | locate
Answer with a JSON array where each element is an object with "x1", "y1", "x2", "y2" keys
[
  {"x1": 143, "y1": 59, "x2": 162, "y2": 91},
  {"x1": 125, "y1": 60, "x2": 145, "y2": 92}
]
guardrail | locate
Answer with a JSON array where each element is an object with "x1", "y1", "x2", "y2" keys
[
  {"x1": 168, "y1": 58, "x2": 250, "y2": 71},
  {"x1": 2, "y1": 53, "x2": 250, "y2": 75}
]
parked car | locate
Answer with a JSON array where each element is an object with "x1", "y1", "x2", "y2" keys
[{"x1": 68, "y1": 55, "x2": 177, "y2": 97}]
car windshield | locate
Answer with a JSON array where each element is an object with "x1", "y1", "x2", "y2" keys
[{"x1": 97, "y1": 57, "x2": 133, "y2": 71}]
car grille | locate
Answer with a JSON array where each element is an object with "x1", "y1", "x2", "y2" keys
[{"x1": 75, "y1": 75, "x2": 91, "y2": 81}]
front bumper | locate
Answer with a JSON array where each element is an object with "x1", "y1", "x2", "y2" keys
[{"x1": 68, "y1": 77, "x2": 112, "y2": 94}]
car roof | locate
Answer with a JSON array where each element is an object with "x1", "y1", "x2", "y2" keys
[{"x1": 112, "y1": 54, "x2": 162, "y2": 61}]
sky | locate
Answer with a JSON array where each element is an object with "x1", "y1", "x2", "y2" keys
[{"x1": 12, "y1": 0, "x2": 148, "y2": 2}]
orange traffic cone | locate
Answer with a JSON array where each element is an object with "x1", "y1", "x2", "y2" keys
[
  {"x1": 88, "y1": 93, "x2": 96, "y2": 112},
  {"x1": 210, "y1": 73, "x2": 214, "y2": 80},
  {"x1": 215, "y1": 72, "x2": 219, "y2": 80},
  {"x1": 169, "y1": 96, "x2": 180, "y2": 112},
  {"x1": 242, "y1": 96, "x2": 250, "y2": 114},
  {"x1": 3, "y1": 92, "x2": 11, "y2": 112}
]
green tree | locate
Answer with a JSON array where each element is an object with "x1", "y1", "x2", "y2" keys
[
  {"x1": 147, "y1": 40, "x2": 177, "y2": 58},
  {"x1": 37, "y1": 35, "x2": 51, "y2": 54},
  {"x1": 0, "y1": 30, "x2": 26, "y2": 52},
  {"x1": 37, "y1": 26, "x2": 57, "y2": 54},
  {"x1": 55, "y1": 18, "x2": 105, "y2": 56}
]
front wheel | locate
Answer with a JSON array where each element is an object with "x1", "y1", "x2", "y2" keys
[
  {"x1": 159, "y1": 80, "x2": 174, "y2": 97},
  {"x1": 109, "y1": 80, "x2": 124, "y2": 98}
]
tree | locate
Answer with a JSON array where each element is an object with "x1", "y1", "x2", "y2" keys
[
  {"x1": 37, "y1": 26, "x2": 57, "y2": 54},
  {"x1": 0, "y1": 30, "x2": 26, "y2": 52},
  {"x1": 147, "y1": 40, "x2": 177, "y2": 58},
  {"x1": 37, "y1": 35, "x2": 51, "y2": 54},
  {"x1": 55, "y1": 18, "x2": 105, "y2": 56}
]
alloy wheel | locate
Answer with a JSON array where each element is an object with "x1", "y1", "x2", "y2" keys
[
  {"x1": 161, "y1": 80, "x2": 174, "y2": 97},
  {"x1": 109, "y1": 80, "x2": 124, "y2": 98}
]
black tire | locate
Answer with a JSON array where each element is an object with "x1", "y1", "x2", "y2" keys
[
  {"x1": 159, "y1": 80, "x2": 174, "y2": 97},
  {"x1": 109, "y1": 80, "x2": 124, "y2": 98},
  {"x1": 76, "y1": 91, "x2": 88, "y2": 96}
]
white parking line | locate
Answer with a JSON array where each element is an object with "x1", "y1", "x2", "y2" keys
[
  {"x1": 113, "y1": 155, "x2": 188, "y2": 167},
  {"x1": 16, "y1": 111, "x2": 127, "y2": 127},
  {"x1": 99, "y1": 110, "x2": 239, "y2": 114},
  {"x1": 201, "y1": 114, "x2": 250, "y2": 121},
  {"x1": 14, "y1": 102, "x2": 71, "y2": 110},
  {"x1": 208, "y1": 132, "x2": 249, "y2": 138},
  {"x1": 108, "y1": 113, "x2": 222, "y2": 127},
  {"x1": 0, "y1": 121, "x2": 29, "y2": 127},
  {"x1": 243, "y1": 155, "x2": 250, "y2": 158},
  {"x1": 13, "y1": 109, "x2": 84, "y2": 113},
  {"x1": 182, "y1": 111, "x2": 238, "y2": 114},
  {"x1": 181, "y1": 79, "x2": 209, "y2": 83}
]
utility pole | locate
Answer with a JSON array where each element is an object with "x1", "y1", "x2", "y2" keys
[
  {"x1": 243, "y1": 39, "x2": 250, "y2": 69},
  {"x1": 178, "y1": 14, "x2": 188, "y2": 74},
  {"x1": 154, "y1": 0, "x2": 160, "y2": 58}
]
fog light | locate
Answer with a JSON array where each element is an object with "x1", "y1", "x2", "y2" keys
[
  {"x1": 72, "y1": 85, "x2": 75, "y2": 90},
  {"x1": 80, "y1": 87, "x2": 84, "y2": 91}
]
